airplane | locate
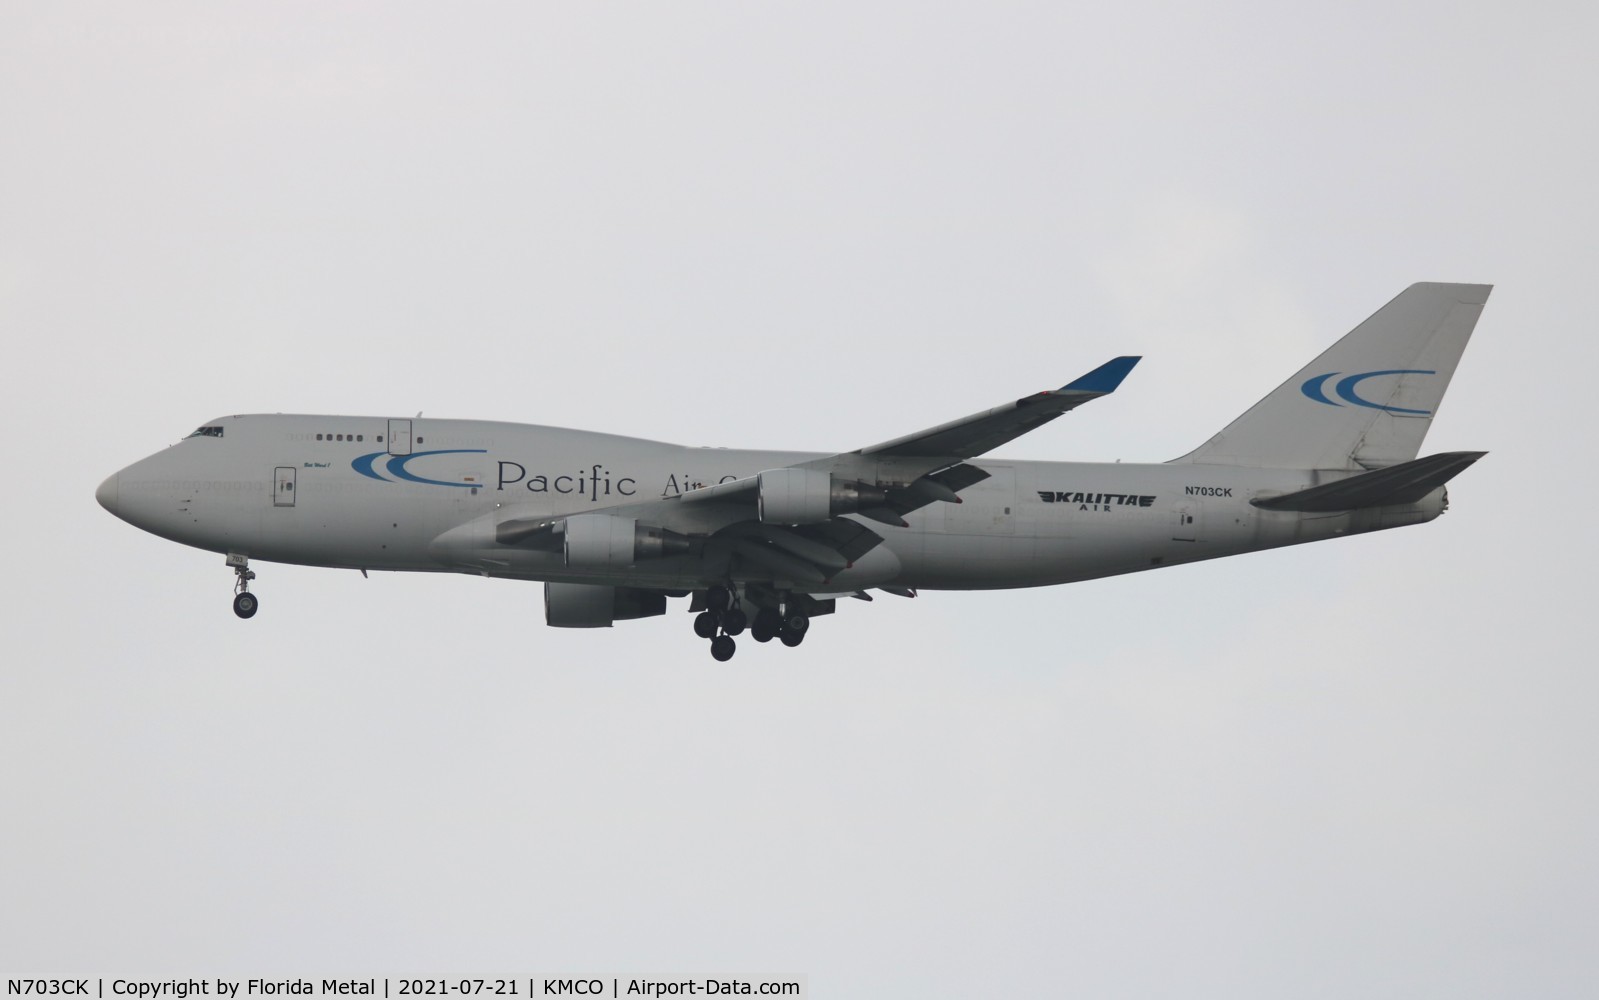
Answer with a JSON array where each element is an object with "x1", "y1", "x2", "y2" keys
[{"x1": 96, "y1": 282, "x2": 1490, "y2": 660}]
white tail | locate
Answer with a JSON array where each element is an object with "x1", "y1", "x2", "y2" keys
[{"x1": 1173, "y1": 282, "x2": 1491, "y2": 470}]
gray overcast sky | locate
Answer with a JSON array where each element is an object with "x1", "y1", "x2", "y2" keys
[{"x1": 3, "y1": 2, "x2": 1596, "y2": 996}]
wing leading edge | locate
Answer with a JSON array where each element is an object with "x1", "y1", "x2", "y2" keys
[
  {"x1": 680, "y1": 354, "x2": 1141, "y2": 509},
  {"x1": 855, "y1": 355, "x2": 1141, "y2": 459}
]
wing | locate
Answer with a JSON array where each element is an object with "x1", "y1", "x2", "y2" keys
[
  {"x1": 678, "y1": 354, "x2": 1141, "y2": 518},
  {"x1": 855, "y1": 355, "x2": 1141, "y2": 458},
  {"x1": 496, "y1": 355, "x2": 1141, "y2": 585}
]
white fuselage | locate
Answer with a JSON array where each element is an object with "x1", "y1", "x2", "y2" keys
[{"x1": 99, "y1": 414, "x2": 1445, "y2": 593}]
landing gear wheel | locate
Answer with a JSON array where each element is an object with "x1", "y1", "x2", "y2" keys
[
  {"x1": 721, "y1": 608, "x2": 748, "y2": 635},
  {"x1": 693, "y1": 610, "x2": 719, "y2": 639},
  {"x1": 779, "y1": 628, "x2": 804, "y2": 648},
  {"x1": 751, "y1": 622, "x2": 776, "y2": 643},
  {"x1": 228, "y1": 554, "x2": 257, "y2": 619},
  {"x1": 710, "y1": 634, "x2": 736, "y2": 661},
  {"x1": 783, "y1": 612, "x2": 810, "y2": 635}
]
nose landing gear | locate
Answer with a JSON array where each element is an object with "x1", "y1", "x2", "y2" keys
[{"x1": 228, "y1": 553, "x2": 258, "y2": 619}]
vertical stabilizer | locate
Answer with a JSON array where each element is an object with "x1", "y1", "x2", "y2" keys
[{"x1": 1172, "y1": 282, "x2": 1491, "y2": 469}]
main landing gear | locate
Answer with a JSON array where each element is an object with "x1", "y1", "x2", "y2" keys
[
  {"x1": 691, "y1": 586, "x2": 811, "y2": 661},
  {"x1": 696, "y1": 585, "x2": 739, "y2": 661},
  {"x1": 228, "y1": 553, "x2": 258, "y2": 619},
  {"x1": 749, "y1": 607, "x2": 809, "y2": 647}
]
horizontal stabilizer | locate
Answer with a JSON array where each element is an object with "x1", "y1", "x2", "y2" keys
[{"x1": 1251, "y1": 451, "x2": 1487, "y2": 512}]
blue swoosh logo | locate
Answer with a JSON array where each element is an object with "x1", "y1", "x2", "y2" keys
[
  {"x1": 1300, "y1": 369, "x2": 1435, "y2": 414},
  {"x1": 1300, "y1": 372, "x2": 1338, "y2": 406},
  {"x1": 353, "y1": 449, "x2": 487, "y2": 487}
]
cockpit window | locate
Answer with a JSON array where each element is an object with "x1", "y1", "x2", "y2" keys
[{"x1": 187, "y1": 426, "x2": 224, "y2": 438}]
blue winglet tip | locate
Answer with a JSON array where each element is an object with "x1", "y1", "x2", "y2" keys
[{"x1": 1061, "y1": 355, "x2": 1141, "y2": 393}]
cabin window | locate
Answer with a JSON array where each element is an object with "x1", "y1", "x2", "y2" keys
[{"x1": 316, "y1": 433, "x2": 324, "y2": 440}]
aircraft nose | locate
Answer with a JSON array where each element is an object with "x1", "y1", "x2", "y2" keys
[{"x1": 96, "y1": 473, "x2": 120, "y2": 516}]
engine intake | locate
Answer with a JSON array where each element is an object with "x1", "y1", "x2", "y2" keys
[
  {"x1": 757, "y1": 468, "x2": 888, "y2": 524},
  {"x1": 544, "y1": 583, "x2": 667, "y2": 628},
  {"x1": 563, "y1": 513, "x2": 690, "y2": 569}
]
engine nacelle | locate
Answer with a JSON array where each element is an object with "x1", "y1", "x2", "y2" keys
[
  {"x1": 757, "y1": 468, "x2": 888, "y2": 524},
  {"x1": 544, "y1": 583, "x2": 668, "y2": 628},
  {"x1": 563, "y1": 513, "x2": 689, "y2": 568}
]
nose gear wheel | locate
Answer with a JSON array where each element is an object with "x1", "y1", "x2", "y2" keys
[{"x1": 228, "y1": 554, "x2": 258, "y2": 619}]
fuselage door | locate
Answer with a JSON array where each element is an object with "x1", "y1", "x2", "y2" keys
[
  {"x1": 1173, "y1": 502, "x2": 1200, "y2": 542},
  {"x1": 274, "y1": 467, "x2": 297, "y2": 507},
  {"x1": 388, "y1": 419, "x2": 413, "y2": 456}
]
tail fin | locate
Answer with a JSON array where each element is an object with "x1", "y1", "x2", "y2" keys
[{"x1": 1173, "y1": 282, "x2": 1491, "y2": 469}]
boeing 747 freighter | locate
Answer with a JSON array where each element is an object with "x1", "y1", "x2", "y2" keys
[{"x1": 97, "y1": 283, "x2": 1490, "y2": 659}]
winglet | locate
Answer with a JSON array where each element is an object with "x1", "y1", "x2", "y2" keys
[{"x1": 1061, "y1": 355, "x2": 1141, "y2": 394}]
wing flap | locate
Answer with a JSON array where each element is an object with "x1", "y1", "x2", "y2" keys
[
  {"x1": 724, "y1": 537, "x2": 830, "y2": 585},
  {"x1": 724, "y1": 523, "x2": 851, "y2": 572}
]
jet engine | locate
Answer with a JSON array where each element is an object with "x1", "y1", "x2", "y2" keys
[
  {"x1": 757, "y1": 468, "x2": 888, "y2": 524},
  {"x1": 544, "y1": 583, "x2": 668, "y2": 628},
  {"x1": 563, "y1": 513, "x2": 690, "y2": 569}
]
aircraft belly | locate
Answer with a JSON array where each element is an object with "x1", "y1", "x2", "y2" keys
[{"x1": 896, "y1": 533, "x2": 1037, "y2": 589}]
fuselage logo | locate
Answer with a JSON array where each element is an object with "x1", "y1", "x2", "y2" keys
[
  {"x1": 1300, "y1": 369, "x2": 1436, "y2": 414},
  {"x1": 1038, "y1": 490, "x2": 1155, "y2": 511},
  {"x1": 353, "y1": 449, "x2": 487, "y2": 488}
]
